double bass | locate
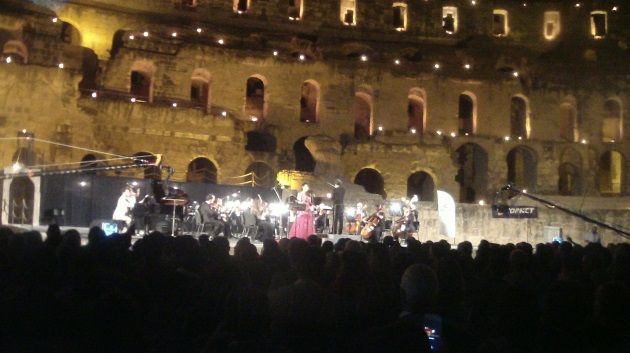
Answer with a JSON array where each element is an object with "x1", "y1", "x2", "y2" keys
[{"x1": 360, "y1": 210, "x2": 384, "y2": 240}]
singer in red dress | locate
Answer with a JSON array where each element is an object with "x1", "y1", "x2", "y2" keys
[{"x1": 288, "y1": 183, "x2": 315, "y2": 239}]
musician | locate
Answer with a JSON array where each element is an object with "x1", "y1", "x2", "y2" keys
[
  {"x1": 393, "y1": 205, "x2": 416, "y2": 241},
  {"x1": 349, "y1": 202, "x2": 367, "y2": 235},
  {"x1": 112, "y1": 185, "x2": 138, "y2": 230},
  {"x1": 367, "y1": 204, "x2": 386, "y2": 242},
  {"x1": 199, "y1": 194, "x2": 223, "y2": 236},
  {"x1": 253, "y1": 198, "x2": 274, "y2": 241},
  {"x1": 331, "y1": 179, "x2": 345, "y2": 234},
  {"x1": 288, "y1": 183, "x2": 315, "y2": 239}
]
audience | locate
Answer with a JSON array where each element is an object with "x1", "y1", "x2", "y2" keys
[{"x1": 0, "y1": 225, "x2": 628, "y2": 353}]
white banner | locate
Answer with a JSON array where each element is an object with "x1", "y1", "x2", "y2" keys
[{"x1": 437, "y1": 190, "x2": 456, "y2": 238}]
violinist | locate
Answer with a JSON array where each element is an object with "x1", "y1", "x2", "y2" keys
[
  {"x1": 199, "y1": 194, "x2": 223, "y2": 236},
  {"x1": 253, "y1": 197, "x2": 275, "y2": 241}
]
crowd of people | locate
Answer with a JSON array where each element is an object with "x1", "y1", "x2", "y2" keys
[{"x1": 0, "y1": 224, "x2": 628, "y2": 353}]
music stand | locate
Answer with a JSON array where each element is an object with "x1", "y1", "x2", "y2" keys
[{"x1": 162, "y1": 198, "x2": 188, "y2": 236}]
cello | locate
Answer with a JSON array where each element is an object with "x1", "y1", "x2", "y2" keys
[{"x1": 360, "y1": 210, "x2": 384, "y2": 240}]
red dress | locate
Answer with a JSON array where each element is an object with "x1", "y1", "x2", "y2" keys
[{"x1": 288, "y1": 192, "x2": 315, "y2": 239}]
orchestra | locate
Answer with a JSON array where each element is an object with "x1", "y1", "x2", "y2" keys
[{"x1": 117, "y1": 181, "x2": 422, "y2": 243}]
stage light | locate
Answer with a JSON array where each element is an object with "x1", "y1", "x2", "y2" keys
[
  {"x1": 450, "y1": 132, "x2": 456, "y2": 137},
  {"x1": 52, "y1": 17, "x2": 58, "y2": 23},
  {"x1": 5, "y1": 57, "x2": 11, "y2": 64},
  {"x1": 221, "y1": 111, "x2": 227, "y2": 117},
  {"x1": 79, "y1": 181, "x2": 88, "y2": 187},
  {"x1": 436, "y1": 130, "x2": 443, "y2": 135},
  {"x1": 360, "y1": 54, "x2": 368, "y2": 62},
  {"x1": 143, "y1": 31, "x2": 149, "y2": 37},
  {"x1": 504, "y1": 136, "x2": 511, "y2": 141},
  {"x1": 574, "y1": 3, "x2": 581, "y2": 8},
  {"x1": 377, "y1": 125, "x2": 383, "y2": 132},
  {"x1": 522, "y1": 189, "x2": 528, "y2": 194},
  {"x1": 91, "y1": 92, "x2": 97, "y2": 98},
  {"x1": 251, "y1": 116, "x2": 258, "y2": 122},
  {"x1": 58, "y1": 63, "x2": 64, "y2": 69},
  {"x1": 523, "y1": 2, "x2": 527, "y2": 7},
  {"x1": 12, "y1": 162, "x2": 22, "y2": 173},
  {"x1": 298, "y1": 54, "x2": 306, "y2": 61},
  {"x1": 465, "y1": 132, "x2": 469, "y2": 136},
  {"x1": 478, "y1": 200, "x2": 485, "y2": 205},
  {"x1": 196, "y1": 27, "x2": 202, "y2": 33},
  {"x1": 132, "y1": 181, "x2": 138, "y2": 186},
  {"x1": 434, "y1": 63, "x2": 441, "y2": 70},
  {"x1": 581, "y1": 139, "x2": 588, "y2": 144},
  {"x1": 273, "y1": 50, "x2": 278, "y2": 56},
  {"x1": 345, "y1": 207, "x2": 356, "y2": 216},
  {"x1": 172, "y1": 102, "x2": 178, "y2": 107},
  {"x1": 612, "y1": 6, "x2": 618, "y2": 12},
  {"x1": 326, "y1": 193, "x2": 332, "y2": 199},
  {"x1": 394, "y1": 59, "x2": 400, "y2": 65},
  {"x1": 471, "y1": 0, "x2": 476, "y2": 5},
  {"x1": 464, "y1": 63, "x2": 471, "y2": 69},
  {"x1": 130, "y1": 97, "x2": 136, "y2": 103},
  {"x1": 513, "y1": 71, "x2": 519, "y2": 77},
  {"x1": 390, "y1": 202, "x2": 401, "y2": 213},
  {"x1": 129, "y1": 35, "x2": 135, "y2": 40},
  {"x1": 171, "y1": 32, "x2": 177, "y2": 37},
  {"x1": 518, "y1": 136, "x2": 523, "y2": 140},
  {"x1": 410, "y1": 128, "x2": 417, "y2": 134},
  {"x1": 217, "y1": 38, "x2": 224, "y2": 45}
]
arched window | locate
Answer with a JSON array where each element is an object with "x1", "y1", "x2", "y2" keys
[
  {"x1": 544, "y1": 11, "x2": 561, "y2": 40},
  {"x1": 293, "y1": 137, "x2": 316, "y2": 172},
  {"x1": 354, "y1": 91, "x2": 373, "y2": 141},
  {"x1": 300, "y1": 80, "x2": 320, "y2": 123},
  {"x1": 510, "y1": 95, "x2": 529, "y2": 138},
  {"x1": 60, "y1": 21, "x2": 81, "y2": 45},
  {"x1": 245, "y1": 75, "x2": 266, "y2": 121},
  {"x1": 340, "y1": 0, "x2": 357, "y2": 26},
  {"x1": 407, "y1": 172, "x2": 435, "y2": 202},
  {"x1": 191, "y1": 68, "x2": 211, "y2": 110},
  {"x1": 130, "y1": 60, "x2": 156, "y2": 102},
  {"x1": 407, "y1": 88, "x2": 426, "y2": 134},
  {"x1": 288, "y1": 0, "x2": 304, "y2": 20},
  {"x1": 602, "y1": 98, "x2": 622, "y2": 142},
  {"x1": 2, "y1": 40, "x2": 28, "y2": 64},
  {"x1": 233, "y1": 0, "x2": 250, "y2": 13},
  {"x1": 458, "y1": 92, "x2": 476, "y2": 135},
  {"x1": 455, "y1": 143, "x2": 488, "y2": 203},
  {"x1": 354, "y1": 168, "x2": 385, "y2": 198},
  {"x1": 132, "y1": 152, "x2": 161, "y2": 179},
  {"x1": 599, "y1": 151, "x2": 623, "y2": 195},
  {"x1": 392, "y1": 3, "x2": 407, "y2": 31},
  {"x1": 559, "y1": 98, "x2": 578, "y2": 142},
  {"x1": 187, "y1": 157, "x2": 217, "y2": 183},
  {"x1": 507, "y1": 146, "x2": 537, "y2": 192},
  {"x1": 558, "y1": 148, "x2": 582, "y2": 196},
  {"x1": 590, "y1": 11, "x2": 607, "y2": 39},
  {"x1": 246, "y1": 162, "x2": 276, "y2": 187},
  {"x1": 246, "y1": 131, "x2": 277, "y2": 152}
]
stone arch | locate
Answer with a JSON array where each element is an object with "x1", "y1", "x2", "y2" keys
[
  {"x1": 233, "y1": 0, "x2": 251, "y2": 13},
  {"x1": 458, "y1": 91, "x2": 477, "y2": 135},
  {"x1": 191, "y1": 68, "x2": 211, "y2": 110},
  {"x1": 110, "y1": 29, "x2": 128, "y2": 58},
  {"x1": 354, "y1": 168, "x2": 386, "y2": 198},
  {"x1": 132, "y1": 152, "x2": 161, "y2": 179},
  {"x1": 507, "y1": 146, "x2": 537, "y2": 191},
  {"x1": 9, "y1": 176, "x2": 34, "y2": 224},
  {"x1": 130, "y1": 59, "x2": 156, "y2": 102},
  {"x1": 598, "y1": 150, "x2": 624, "y2": 195},
  {"x1": 288, "y1": 0, "x2": 304, "y2": 20},
  {"x1": 187, "y1": 157, "x2": 218, "y2": 183},
  {"x1": 559, "y1": 148, "x2": 583, "y2": 195},
  {"x1": 407, "y1": 171, "x2": 435, "y2": 202},
  {"x1": 300, "y1": 79, "x2": 320, "y2": 123},
  {"x1": 602, "y1": 97, "x2": 623, "y2": 142},
  {"x1": 510, "y1": 94, "x2": 530, "y2": 139},
  {"x1": 245, "y1": 74, "x2": 267, "y2": 121},
  {"x1": 245, "y1": 131, "x2": 277, "y2": 152},
  {"x1": 455, "y1": 143, "x2": 488, "y2": 203},
  {"x1": 2, "y1": 40, "x2": 28, "y2": 64},
  {"x1": 60, "y1": 21, "x2": 81, "y2": 45},
  {"x1": 340, "y1": 1, "x2": 358, "y2": 26},
  {"x1": 293, "y1": 136, "x2": 316, "y2": 172},
  {"x1": 408, "y1": 88, "x2": 427, "y2": 134},
  {"x1": 245, "y1": 161, "x2": 276, "y2": 187},
  {"x1": 559, "y1": 96, "x2": 578, "y2": 142},
  {"x1": 354, "y1": 91, "x2": 373, "y2": 141}
]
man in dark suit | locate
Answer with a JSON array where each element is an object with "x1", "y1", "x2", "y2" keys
[
  {"x1": 199, "y1": 194, "x2": 223, "y2": 236},
  {"x1": 332, "y1": 179, "x2": 345, "y2": 234}
]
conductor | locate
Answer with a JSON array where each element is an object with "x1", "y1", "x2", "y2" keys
[{"x1": 332, "y1": 179, "x2": 345, "y2": 234}]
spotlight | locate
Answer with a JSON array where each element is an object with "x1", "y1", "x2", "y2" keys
[
  {"x1": 465, "y1": 132, "x2": 469, "y2": 136},
  {"x1": 5, "y1": 56, "x2": 12, "y2": 64},
  {"x1": 143, "y1": 31, "x2": 149, "y2": 37},
  {"x1": 450, "y1": 132, "x2": 456, "y2": 137},
  {"x1": 434, "y1": 63, "x2": 441, "y2": 70},
  {"x1": 273, "y1": 50, "x2": 278, "y2": 56},
  {"x1": 410, "y1": 128, "x2": 417, "y2": 134},
  {"x1": 171, "y1": 32, "x2": 177, "y2": 37},
  {"x1": 52, "y1": 17, "x2": 58, "y2": 23},
  {"x1": 196, "y1": 27, "x2": 202, "y2": 33},
  {"x1": 217, "y1": 38, "x2": 224, "y2": 45},
  {"x1": 471, "y1": 0, "x2": 476, "y2": 5},
  {"x1": 574, "y1": 3, "x2": 581, "y2": 8},
  {"x1": 91, "y1": 92, "x2": 97, "y2": 98},
  {"x1": 130, "y1": 97, "x2": 136, "y2": 103},
  {"x1": 581, "y1": 139, "x2": 588, "y2": 144},
  {"x1": 478, "y1": 200, "x2": 485, "y2": 205},
  {"x1": 504, "y1": 136, "x2": 511, "y2": 141},
  {"x1": 298, "y1": 54, "x2": 306, "y2": 61},
  {"x1": 394, "y1": 59, "x2": 400, "y2": 65},
  {"x1": 522, "y1": 189, "x2": 528, "y2": 194},
  {"x1": 79, "y1": 181, "x2": 88, "y2": 187},
  {"x1": 523, "y1": 2, "x2": 527, "y2": 6},
  {"x1": 172, "y1": 102, "x2": 178, "y2": 107},
  {"x1": 436, "y1": 130, "x2": 443, "y2": 136},
  {"x1": 612, "y1": 6, "x2": 618, "y2": 12},
  {"x1": 464, "y1": 63, "x2": 471, "y2": 69},
  {"x1": 518, "y1": 136, "x2": 523, "y2": 140},
  {"x1": 513, "y1": 71, "x2": 519, "y2": 77},
  {"x1": 360, "y1": 54, "x2": 368, "y2": 62},
  {"x1": 221, "y1": 111, "x2": 227, "y2": 117},
  {"x1": 132, "y1": 181, "x2": 138, "y2": 186},
  {"x1": 377, "y1": 126, "x2": 383, "y2": 132},
  {"x1": 58, "y1": 63, "x2": 64, "y2": 69},
  {"x1": 129, "y1": 35, "x2": 135, "y2": 40},
  {"x1": 326, "y1": 193, "x2": 332, "y2": 199},
  {"x1": 251, "y1": 116, "x2": 258, "y2": 122}
]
